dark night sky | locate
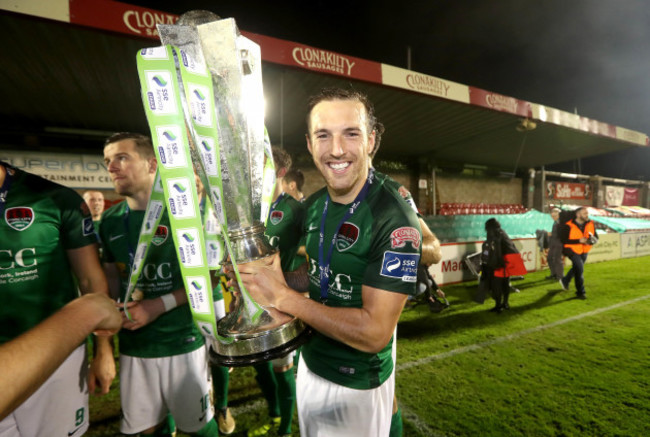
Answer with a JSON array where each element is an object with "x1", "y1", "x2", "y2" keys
[{"x1": 130, "y1": 0, "x2": 650, "y2": 179}]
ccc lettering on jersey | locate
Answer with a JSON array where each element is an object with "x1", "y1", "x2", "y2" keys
[
  {"x1": 142, "y1": 262, "x2": 172, "y2": 280},
  {"x1": 0, "y1": 248, "x2": 37, "y2": 269},
  {"x1": 116, "y1": 262, "x2": 172, "y2": 281}
]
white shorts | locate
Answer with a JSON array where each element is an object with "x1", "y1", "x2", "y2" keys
[
  {"x1": 271, "y1": 350, "x2": 295, "y2": 369},
  {"x1": 0, "y1": 344, "x2": 88, "y2": 437},
  {"x1": 119, "y1": 346, "x2": 214, "y2": 434},
  {"x1": 296, "y1": 354, "x2": 395, "y2": 437}
]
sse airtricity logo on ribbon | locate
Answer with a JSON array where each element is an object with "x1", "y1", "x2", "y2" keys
[
  {"x1": 210, "y1": 187, "x2": 225, "y2": 224},
  {"x1": 380, "y1": 251, "x2": 420, "y2": 283},
  {"x1": 144, "y1": 201, "x2": 164, "y2": 235},
  {"x1": 155, "y1": 126, "x2": 187, "y2": 168},
  {"x1": 206, "y1": 240, "x2": 224, "y2": 269},
  {"x1": 188, "y1": 83, "x2": 212, "y2": 127},
  {"x1": 180, "y1": 49, "x2": 208, "y2": 76},
  {"x1": 166, "y1": 177, "x2": 196, "y2": 219},
  {"x1": 197, "y1": 135, "x2": 218, "y2": 176},
  {"x1": 133, "y1": 243, "x2": 148, "y2": 273},
  {"x1": 185, "y1": 275, "x2": 211, "y2": 314},
  {"x1": 145, "y1": 71, "x2": 177, "y2": 115},
  {"x1": 176, "y1": 228, "x2": 204, "y2": 267},
  {"x1": 140, "y1": 46, "x2": 169, "y2": 60}
]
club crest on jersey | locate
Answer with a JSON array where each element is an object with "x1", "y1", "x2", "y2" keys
[
  {"x1": 336, "y1": 222, "x2": 359, "y2": 252},
  {"x1": 152, "y1": 225, "x2": 169, "y2": 246},
  {"x1": 390, "y1": 227, "x2": 421, "y2": 249},
  {"x1": 270, "y1": 210, "x2": 284, "y2": 225},
  {"x1": 5, "y1": 207, "x2": 34, "y2": 231}
]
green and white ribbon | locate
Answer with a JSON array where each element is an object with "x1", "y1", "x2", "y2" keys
[
  {"x1": 136, "y1": 45, "x2": 222, "y2": 341},
  {"x1": 260, "y1": 128, "x2": 276, "y2": 225},
  {"x1": 123, "y1": 170, "x2": 165, "y2": 320}
]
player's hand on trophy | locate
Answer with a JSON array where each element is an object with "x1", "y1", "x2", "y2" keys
[{"x1": 227, "y1": 253, "x2": 285, "y2": 308}]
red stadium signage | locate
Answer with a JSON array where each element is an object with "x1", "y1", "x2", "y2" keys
[
  {"x1": 68, "y1": 1, "x2": 383, "y2": 83},
  {"x1": 245, "y1": 33, "x2": 382, "y2": 83},
  {"x1": 70, "y1": 0, "x2": 177, "y2": 38},
  {"x1": 469, "y1": 88, "x2": 530, "y2": 117},
  {"x1": 623, "y1": 188, "x2": 639, "y2": 206},
  {"x1": 546, "y1": 182, "x2": 591, "y2": 200}
]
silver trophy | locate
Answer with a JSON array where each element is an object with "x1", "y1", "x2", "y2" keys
[{"x1": 159, "y1": 12, "x2": 309, "y2": 366}]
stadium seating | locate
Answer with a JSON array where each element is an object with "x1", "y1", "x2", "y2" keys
[{"x1": 437, "y1": 202, "x2": 528, "y2": 216}]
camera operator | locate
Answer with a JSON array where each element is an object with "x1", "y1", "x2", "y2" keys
[{"x1": 558, "y1": 207, "x2": 598, "y2": 299}]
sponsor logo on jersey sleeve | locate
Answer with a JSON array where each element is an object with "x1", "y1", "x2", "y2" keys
[
  {"x1": 335, "y1": 222, "x2": 359, "y2": 252},
  {"x1": 380, "y1": 251, "x2": 419, "y2": 282},
  {"x1": 270, "y1": 210, "x2": 284, "y2": 225},
  {"x1": 82, "y1": 217, "x2": 94, "y2": 236},
  {"x1": 151, "y1": 225, "x2": 169, "y2": 246},
  {"x1": 390, "y1": 227, "x2": 421, "y2": 249},
  {"x1": 5, "y1": 207, "x2": 34, "y2": 231}
]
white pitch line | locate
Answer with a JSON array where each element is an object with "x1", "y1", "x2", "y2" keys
[
  {"x1": 230, "y1": 295, "x2": 650, "y2": 436},
  {"x1": 395, "y1": 294, "x2": 650, "y2": 436},
  {"x1": 397, "y1": 294, "x2": 650, "y2": 372}
]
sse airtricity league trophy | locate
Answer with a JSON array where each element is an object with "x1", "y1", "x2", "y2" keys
[{"x1": 154, "y1": 12, "x2": 309, "y2": 366}]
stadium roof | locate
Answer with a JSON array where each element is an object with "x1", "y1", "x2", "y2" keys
[{"x1": 1, "y1": 1, "x2": 647, "y2": 172}]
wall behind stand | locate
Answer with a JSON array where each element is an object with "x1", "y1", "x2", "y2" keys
[{"x1": 436, "y1": 174, "x2": 523, "y2": 205}]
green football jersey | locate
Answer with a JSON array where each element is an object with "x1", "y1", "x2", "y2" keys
[
  {"x1": 265, "y1": 193, "x2": 306, "y2": 272},
  {"x1": 301, "y1": 171, "x2": 421, "y2": 389},
  {"x1": 99, "y1": 202, "x2": 204, "y2": 358},
  {"x1": 0, "y1": 166, "x2": 97, "y2": 343}
]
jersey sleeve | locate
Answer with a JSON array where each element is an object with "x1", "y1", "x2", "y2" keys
[
  {"x1": 57, "y1": 188, "x2": 98, "y2": 250},
  {"x1": 97, "y1": 217, "x2": 117, "y2": 263},
  {"x1": 363, "y1": 194, "x2": 421, "y2": 295}
]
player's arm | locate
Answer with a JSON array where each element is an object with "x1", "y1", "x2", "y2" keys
[
  {"x1": 235, "y1": 254, "x2": 407, "y2": 353},
  {"x1": 0, "y1": 293, "x2": 121, "y2": 420},
  {"x1": 68, "y1": 245, "x2": 109, "y2": 297},
  {"x1": 67, "y1": 245, "x2": 116, "y2": 395},
  {"x1": 283, "y1": 262, "x2": 310, "y2": 292},
  {"x1": 420, "y1": 218, "x2": 442, "y2": 265},
  {"x1": 120, "y1": 287, "x2": 188, "y2": 331}
]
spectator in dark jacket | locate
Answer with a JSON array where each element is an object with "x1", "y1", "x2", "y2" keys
[
  {"x1": 546, "y1": 208, "x2": 564, "y2": 280},
  {"x1": 482, "y1": 218, "x2": 527, "y2": 313}
]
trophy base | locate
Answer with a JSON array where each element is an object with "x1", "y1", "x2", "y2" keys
[{"x1": 209, "y1": 321, "x2": 312, "y2": 367}]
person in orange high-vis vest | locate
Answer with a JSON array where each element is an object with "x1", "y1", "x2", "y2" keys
[{"x1": 558, "y1": 207, "x2": 598, "y2": 299}]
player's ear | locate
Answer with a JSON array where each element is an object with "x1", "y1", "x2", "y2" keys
[
  {"x1": 148, "y1": 157, "x2": 157, "y2": 174},
  {"x1": 367, "y1": 130, "x2": 376, "y2": 156}
]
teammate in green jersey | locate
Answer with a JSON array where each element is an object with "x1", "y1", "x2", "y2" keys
[
  {"x1": 247, "y1": 147, "x2": 306, "y2": 437},
  {"x1": 100, "y1": 133, "x2": 219, "y2": 436},
  {"x1": 282, "y1": 168, "x2": 305, "y2": 202},
  {"x1": 0, "y1": 161, "x2": 115, "y2": 436},
  {"x1": 234, "y1": 88, "x2": 421, "y2": 436}
]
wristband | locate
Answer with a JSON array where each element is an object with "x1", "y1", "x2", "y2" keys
[{"x1": 160, "y1": 293, "x2": 178, "y2": 312}]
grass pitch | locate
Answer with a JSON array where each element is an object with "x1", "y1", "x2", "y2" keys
[{"x1": 88, "y1": 255, "x2": 650, "y2": 436}]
